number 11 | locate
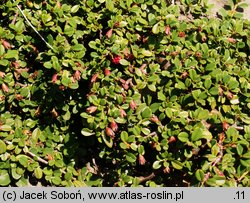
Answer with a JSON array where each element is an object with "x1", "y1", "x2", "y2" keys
[{"x1": 236, "y1": 191, "x2": 245, "y2": 199}]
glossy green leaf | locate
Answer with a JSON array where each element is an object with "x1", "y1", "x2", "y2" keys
[
  {"x1": 209, "y1": 87, "x2": 219, "y2": 95},
  {"x1": 206, "y1": 176, "x2": 226, "y2": 186},
  {"x1": 157, "y1": 91, "x2": 166, "y2": 101},
  {"x1": 101, "y1": 132, "x2": 113, "y2": 148},
  {"x1": 0, "y1": 140, "x2": 7, "y2": 154},
  {"x1": 150, "y1": 103, "x2": 161, "y2": 113},
  {"x1": 121, "y1": 131, "x2": 128, "y2": 142},
  {"x1": 141, "y1": 107, "x2": 152, "y2": 118},
  {"x1": 242, "y1": 151, "x2": 250, "y2": 159},
  {"x1": 191, "y1": 127, "x2": 203, "y2": 141},
  {"x1": 141, "y1": 49, "x2": 153, "y2": 57},
  {"x1": 5, "y1": 50, "x2": 18, "y2": 59},
  {"x1": 152, "y1": 23, "x2": 159, "y2": 34},
  {"x1": 0, "y1": 125, "x2": 12, "y2": 131},
  {"x1": 11, "y1": 168, "x2": 22, "y2": 180},
  {"x1": 178, "y1": 132, "x2": 189, "y2": 142},
  {"x1": 16, "y1": 176, "x2": 29, "y2": 186},
  {"x1": 148, "y1": 84, "x2": 156, "y2": 92},
  {"x1": 0, "y1": 59, "x2": 9, "y2": 66},
  {"x1": 120, "y1": 59, "x2": 130, "y2": 66},
  {"x1": 44, "y1": 61, "x2": 52, "y2": 69},
  {"x1": 138, "y1": 145, "x2": 144, "y2": 154},
  {"x1": 171, "y1": 160, "x2": 183, "y2": 170},
  {"x1": 126, "y1": 152, "x2": 136, "y2": 163},
  {"x1": 141, "y1": 128, "x2": 150, "y2": 135},
  {"x1": 73, "y1": 180, "x2": 86, "y2": 187},
  {"x1": 51, "y1": 176, "x2": 62, "y2": 185},
  {"x1": 71, "y1": 5, "x2": 80, "y2": 13},
  {"x1": 17, "y1": 155, "x2": 29, "y2": 167},
  {"x1": 106, "y1": 0, "x2": 114, "y2": 11},
  {"x1": 152, "y1": 160, "x2": 162, "y2": 169},
  {"x1": 34, "y1": 168, "x2": 43, "y2": 179},
  {"x1": 195, "y1": 169, "x2": 204, "y2": 181},
  {"x1": 32, "y1": 128, "x2": 41, "y2": 142},
  {"x1": 81, "y1": 129, "x2": 95, "y2": 136},
  {"x1": 51, "y1": 56, "x2": 61, "y2": 72},
  {"x1": 236, "y1": 144, "x2": 244, "y2": 156},
  {"x1": 240, "y1": 159, "x2": 250, "y2": 168},
  {"x1": 62, "y1": 111, "x2": 71, "y2": 121},
  {"x1": 0, "y1": 170, "x2": 11, "y2": 186}
]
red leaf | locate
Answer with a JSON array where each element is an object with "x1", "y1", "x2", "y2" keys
[
  {"x1": 122, "y1": 83, "x2": 129, "y2": 90},
  {"x1": 106, "y1": 29, "x2": 113, "y2": 38},
  {"x1": 226, "y1": 91, "x2": 234, "y2": 100},
  {"x1": 168, "y1": 136, "x2": 176, "y2": 143},
  {"x1": 0, "y1": 71, "x2": 5, "y2": 78},
  {"x1": 2, "y1": 83, "x2": 9, "y2": 93},
  {"x1": 119, "y1": 108, "x2": 127, "y2": 118},
  {"x1": 119, "y1": 78, "x2": 126, "y2": 84},
  {"x1": 12, "y1": 61, "x2": 20, "y2": 69},
  {"x1": 91, "y1": 73, "x2": 99, "y2": 83},
  {"x1": 15, "y1": 94, "x2": 23, "y2": 101},
  {"x1": 163, "y1": 166, "x2": 170, "y2": 174},
  {"x1": 201, "y1": 36, "x2": 207, "y2": 42},
  {"x1": 104, "y1": 68, "x2": 111, "y2": 76},
  {"x1": 165, "y1": 26, "x2": 171, "y2": 35},
  {"x1": 51, "y1": 108, "x2": 59, "y2": 118},
  {"x1": 150, "y1": 115, "x2": 159, "y2": 123},
  {"x1": 219, "y1": 86, "x2": 224, "y2": 96},
  {"x1": 219, "y1": 133, "x2": 225, "y2": 143},
  {"x1": 112, "y1": 56, "x2": 122, "y2": 65},
  {"x1": 114, "y1": 22, "x2": 120, "y2": 27},
  {"x1": 73, "y1": 70, "x2": 81, "y2": 81},
  {"x1": 110, "y1": 119, "x2": 118, "y2": 132},
  {"x1": 195, "y1": 52, "x2": 202, "y2": 58},
  {"x1": 47, "y1": 154, "x2": 54, "y2": 161},
  {"x1": 59, "y1": 85, "x2": 65, "y2": 91},
  {"x1": 52, "y1": 73, "x2": 58, "y2": 84},
  {"x1": 1, "y1": 39, "x2": 11, "y2": 49},
  {"x1": 181, "y1": 71, "x2": 189, "y2": 79},
  {"x1": 138, "y1": 154, "x2": 146, "y2": 165},
  {"x1": 227, "y1": 37, "x2": 236, "y2": 43},
  {"x1": 86, "y1": 106, "x2": 97, "y2": 114},
  {"x1": 222, "y1": 121, "x2": 229, "y2": 131},
  {"x1": 105, "y1": 127, "x2": 115, "y2": 139},
  {"x1": 178, "y1": 31, "x2": 186, "y2": 38},
  {"x1": 56, "y1": 1, "x2": 61, "y2": 8},
  {"x1": 129, "y1": 100, "x2": 137, "y2": 110}
]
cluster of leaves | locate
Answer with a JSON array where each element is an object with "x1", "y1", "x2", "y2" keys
[{"x1": 0, "y1": 0, "x2": 249, "y2": 186}]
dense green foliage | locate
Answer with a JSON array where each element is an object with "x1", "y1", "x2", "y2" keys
[{"x1": 0, "y1": 0, "x2": 249, "y2": 186}]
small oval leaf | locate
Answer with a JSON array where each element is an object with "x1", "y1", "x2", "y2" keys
[
  {"x1": 34, "y1": 168, "x2": 43, "y2": 179},
  {"x1": 0, "y1": 170, "x2": 11, "y2": 186},
  {"x1": 0, "y1": 140, "x2": 7, "y2": 154},
  {"x1": 171, "y1": 160, "x2": 183, "y2": 170},
  {"x1": 126, "y1": 152, "x2": 137, "y2": 163},
  {"x1": 152, "y1": 160, "x2": 162, "y2": 169},
  {"x1": 195, "y1": 169, "x2": 204, "y2": 181}
]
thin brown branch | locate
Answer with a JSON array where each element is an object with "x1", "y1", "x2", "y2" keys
[
  {"x1": 237, "y1": 171, "x2": 249, "y2": 182},
  {"x1": 4, "y1": 140, "x2": 12, "y2": 145},
  {"x1": 138, "y1": 172, "x2": 155, "y2": 183},
  {"x1": 232, "y1": 123, "x2": 244, "y2": 130},
  {"x1": 11, "y1": 6, "x2": 19, "y2": 24},
  {"x1": 25, "y1": 151, "x2": 49, "y2": 165},
  {"x1": 212, "y1": 139, "x2": 224, "y2": 167}
]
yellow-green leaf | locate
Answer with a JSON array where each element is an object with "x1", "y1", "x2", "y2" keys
[
  {"x1": 0, "y1": 170, "x2": 11, "y2": 186},
  {"x1": 0, "y1": 140, "x2": 7, "y2": 154},
  {"x1": 171, "y1": 160, "x2": 183, "y2": 170},
  {"x1": 34, "y1": 168, "x2": 43, "y2": 179}
]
